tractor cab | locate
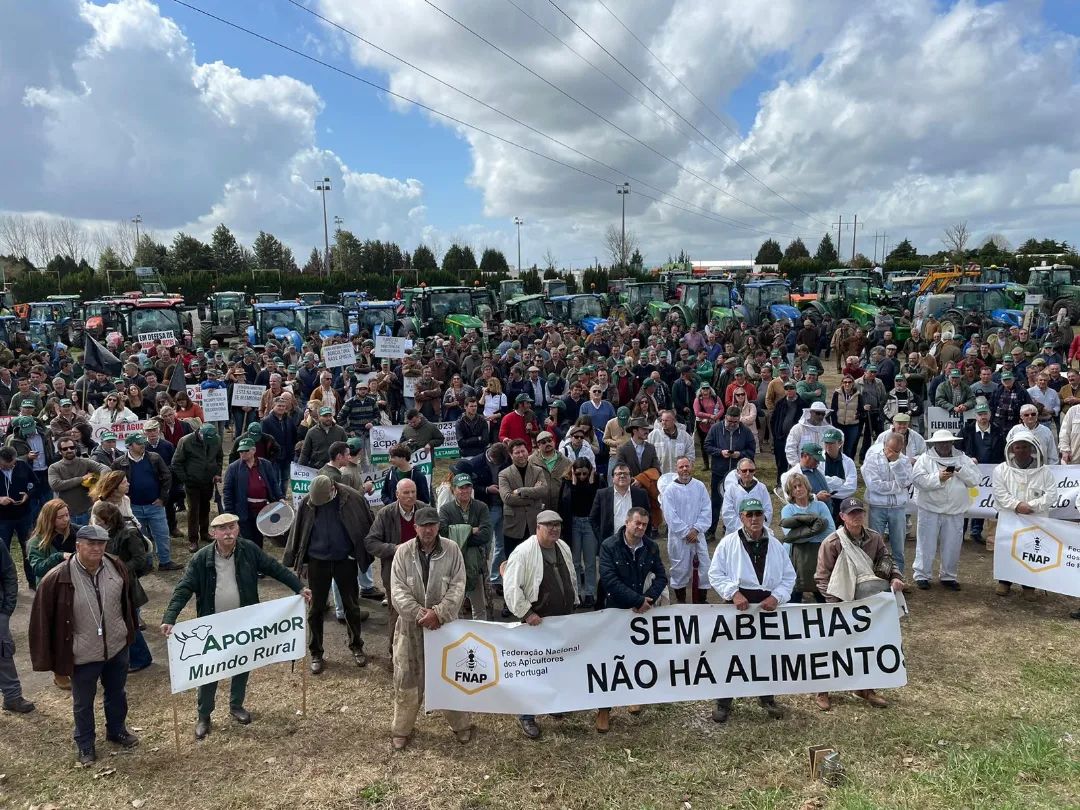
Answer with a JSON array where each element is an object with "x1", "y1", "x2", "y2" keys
[
  {"x1": 542, "y1": 279, "x2": 569, "y2": 297},
  {"x1": 202, "y1": 291, "x2": 250, "y2": 345},
  {"x1": 742, "y1": 280, "x2": 800, "y2": 326},
  {"x1": 922, "y1": 284, "x2": 1024, "y2": 337},
  {"x1": 471, "y1": 288, "x2": 498, "y2": 324},
  {"x1": 623, "y1": 282, "x2": 666, "y2": 321},
  {"x1": 398, "y1": 286, "x2": 486, "y2": 340},
  {"x1": 1025, "y1": 263, "x2": 1080, "y2": 319},
  {"x1": 549, "y1": 294, "x2": 608, "y2": 333},
  {"x1": 252, "y1": 292, "x2": 282, "y2": 305},
  {"x1": 353, "y1": 300, "x2": 398, "y2": 337},
  {"x1": 303, "y1": 305, "x2": 352, "y2": 340},
  {"x1": 659, "y1": 278, "x2": 742, "y2": 328},
  {"x1": 504, "y1": 294, "x2": 550, "y2": 326},
  {"x1": 112, "y1": 299, "x2": 187, "y2": 349},
  {"x1": 247, "y1": 302, "x2": 305, "y2": 350},
  {"x1": 82, "y1": 301, "x2": 122, "y2": 340},
  {"x1": 296, "y1": 292, "x2": 325, "y2": 306},
  {"x1": 498, "y1": 279, "x2": 526, "y2": 305}
]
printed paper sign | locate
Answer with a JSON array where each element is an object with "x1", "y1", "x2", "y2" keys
[
  {"x1": 994, "y1": 511, "x2": 1080, "y2": 597},
  {"x1": 322, "y1": 342, "x2": 357, "y2": 368},
  {"x1": 202, "y1": 387, "x2": 229, "y2": 422},
  {"x1": 289, "y1": 462, "x2": 319, "y2": 508},
  {"x1": 374, "y1": 336, "x2": 411, "y2": 359},
  {"x1": 424, "y1": 593, "x2": 906, "y2": 713},
  {"x1": 167, "y1": 595, "x2": 306, "y2": 693},
  {"x1": 231, "y1": 384, "x2": 266, "y2": 408},
  {"x1": 137, "y1": 330, "x2": 177, "y2": 348},
  {"x1": 186, "y1": 385, "x2": 203, "y2": 405},
  {"x1": 370, "y1": 423, "x2": 458, "y2": 461}
]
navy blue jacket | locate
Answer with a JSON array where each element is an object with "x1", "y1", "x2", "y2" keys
[
  {"x1": 379, "y1": 465, "x2": 430, "y2": 506},
  {"x1": 261, "y1": 412, "x2": 300, "y2": 464},
  {"x1": 703, "y1": 422, "x2": 757, "y2": 478},
  {"x1": 223, "y1": 458, "x2": 284, "y2": 522},
  {"x1": 452, "y1": 451, "x2": 509, "y2": 508},
  {"x1": 0, "y1": 460, "x2": 34, "y2": 520},
  {"x1": 598, "y1": 528, "x2": 668, "y2": 610}
]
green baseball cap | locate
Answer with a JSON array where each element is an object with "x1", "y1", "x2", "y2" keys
[
  {"x1": 236, "y1": 438, "x2": 256, "y2": 451},
  {"x1": 949, "y1": 369, "x2": 962, "y2": 378},
  {"x1": 126, "y1": 432, "x2": 147, "y2": 445},
  {"x1": 100, "y1": 431, "x2": 117, "y2": 441},
  {"x1": 739, "y1": 498, "x2": 765, "y2": 513},
  {"x1": 452, "y1": 473, "x2": 473, "y2": 488},
  {"x1": 246, "y1": 422, "x2": 263, "y2": 436},
  {"x1": 346, "y1": 437, "x2": 364, "y2": 453},
  {"x1": 800, "y1": 442, "x2": 825, "y2": 461},
  {"x1": 823, "y1": 429, "x2": 843, "y2": 443},
  {"x1": 975, "y1": 402, "x2": 990, "y2": 414},
  {"x1": 1001, "y1": 371, "x2": 1014, "y2": 380},
  {"x1": 318, "y1": 406, "x2": 333, "y2": 416}
]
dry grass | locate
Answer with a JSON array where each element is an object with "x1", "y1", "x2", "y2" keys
[{"x1": 2, "y1": 376, "x2": 1079, "y2": 809}]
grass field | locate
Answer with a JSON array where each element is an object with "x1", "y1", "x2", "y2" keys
[{"x1": 2, "y1": 375, "x2": 1079, "y2": 809}]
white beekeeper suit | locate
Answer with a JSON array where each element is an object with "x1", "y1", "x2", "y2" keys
[
  {"x1": 659, "y1": 472, "x2": 711, "y2": 594},
  {"x1": 720, "y1": 469, "x2": 772, "y2": 534},
  {"x1": 648, "y1": 423, "x2": 695, "y2": 474},
  {"x1": 708, "y1": 526, "x2": 795, "y2": 604},
  {"x1": 784, "y1": 402, "x2": 832, "y2": 466},
  {"x1": 1060, "y1": 405, "x2": 1080, "y2": 464},
  {"x1": 911, "y1": 429, "x2": 980, "y2": 586},
  {"x1": 991, "y1": 430, "x2": 1057, "y2": 515}
]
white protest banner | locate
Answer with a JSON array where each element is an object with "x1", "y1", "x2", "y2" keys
[
  {"x1": 289, "y1": 462, "x2": 319, "y2": 508},
  {"x1": 967, "y1": 464, "x2": 1079, "y2": 520},
  {"x1": 231, "y1": 384, "x2": 266, "y2": 408},
  {"x1": 402, "y1": 376, "x2": 418, "y2": 400},
  {"x1": 137, "y1": 330, "x2": 177, "y2": 348},
  {"x1": 322, "y1": 342, "x2": 357, "y2": 368},
  {"x1": 91, "y1": 420, "x2": 146, "y2": 451},
  {"x1": 201, "y1": 387, "x2": 229, "y2": 422},
  {"x1": 370, "y1": 423, "x2": 458, "y2": 461},
  {"x1": 424, "y1": 593, "x2": 906, "y2": 714},
  {"x1": 924, "y1": 405, "x2": 976, "y2": 434},
  {"x1": 186, "y1": 385, "x2": 203, "y2": 405},
  {"x1": 166, "y1": 595, "x2": 306, "y2": 693},
  {"x1": 374, "y1": 335, "x2": 411, "y2": 359},
  {"x1": 0, "y1": 416, "x2": 11, "y2": 434},
  {"x1": 993, "y1": 511, "x2": 1080, "y2": 597}
]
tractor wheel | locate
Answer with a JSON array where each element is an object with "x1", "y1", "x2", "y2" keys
[
  {"x1": 200, "y1": 322, "x2": 213, "y2": 348},
  {"x1": 1054, "y1": 297, "x2": 1080, "y2": 324},
  {"x1": 939, "y1": 311, "x2": 963, "y2": 337}
]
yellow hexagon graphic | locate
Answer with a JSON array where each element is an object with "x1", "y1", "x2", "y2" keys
[
  {"x1": 1010, "y1": 526, "x2": 1063, "y2": 573},
  {"x1": 441, "y1": 631, "x2": 500, "y2": 694}
]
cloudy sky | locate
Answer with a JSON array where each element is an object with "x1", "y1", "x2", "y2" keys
[{"x1": 2, "y1": 0, "x2": 1079, "y2": 270}]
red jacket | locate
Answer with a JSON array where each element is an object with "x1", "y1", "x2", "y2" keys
[
  {"x1": 1069, "y1": 333, "x2": 1080, "y2": 363},
  {"x1": 498, "y1": 408, "x2": 537, "y2": 452}
]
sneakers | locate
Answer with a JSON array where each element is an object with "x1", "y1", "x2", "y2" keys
[
  {"x1": 519, "y1": 717, "x2": 542, "y2": 739},
  {"x1": 107, "y1": 729, "x2": 140, "y2": 748},
  {"x1": 2, "y1": 696, "x2": 35, "y2": 714}
]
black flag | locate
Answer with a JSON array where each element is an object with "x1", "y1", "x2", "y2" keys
[
  {"x1": 82, "y1": 334, "x2": 123, "y2": 377},
  {"x1": 167, "y1": 361, "x2": 188, "y2": 394}
]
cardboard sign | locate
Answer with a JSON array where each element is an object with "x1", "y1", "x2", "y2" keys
[
  {"x1": 202, "y1": 387, "x2": 229, "y2": 422},
  {"x1": 374, "y1": 336, "x2": 411, "y2": 359},
  {"x1": 231, "y1": 384, "x2": 266, "y2": 408},
  {"x1": 322, "y1": 342, "x2": 357, "y2": 368}
]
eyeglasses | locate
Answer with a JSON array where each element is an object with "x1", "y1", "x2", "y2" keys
[{"x1": 739, "y1": 467, "x2": 756, "y2": 473}]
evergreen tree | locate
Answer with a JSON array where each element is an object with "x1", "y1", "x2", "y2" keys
[
  {"x1": 755, "y1": 239, "x2": 783, "y2": 264},
  {"x1": 210, "y1": 223, "x2": 246, "y2": 274},
  {"x1": 814, "y1": 233, "x2": 839, "y2": 266},
  {"x1": 783, "y1": 238, "x2": 810, "y2": 261},
  {"x1": 412, "y1": 243, "x2": 438, "y2": 272}
]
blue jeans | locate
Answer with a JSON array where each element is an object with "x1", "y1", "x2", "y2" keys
[
  {"x1": 71, "y1": 646, "x2": 129, "y2": 751},
  {"x1": 131, "y1": 503, "x2": 171, "y2": 566},
  {"x1": 488, "y1": 500, "x2": 505, "y2": 584},
  {"x1": 0, "y1": 515, "x2": 35, "y2": 588},
  {"x1": 571, "y1": 516, "x2": 599, "y2": 598},
  {"x1": 70, "y1": 511, "x2": 90, "y2": 528},
  {"x1": 128, "y1": 629, "x2": 153, "y2": 670},
  {"x1": 839, "y1": 423, "x2": 861, "y2": 460},
  {"x1": 709, "y1": 468, "x2": 725, "y2": 536},
  {"x1": 870, "y1": 504, "x2": 908, "y2": 575},
  {"x1": 969, "y1": 518, "x2": 985, "y2": 539}
]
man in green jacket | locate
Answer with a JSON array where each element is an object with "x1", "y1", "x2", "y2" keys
[
  {"x1": 161, "y1": 513, "x2": 310, "y2": 740},
  {"x1": 171, "y1": 423, "x2": 224, "y2": 553},
  {"x1": 438, "y1": 474, "x2": 492, "y2": 620}
]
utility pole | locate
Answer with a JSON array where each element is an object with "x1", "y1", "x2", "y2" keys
[
  {"x1": 832, "y1": 215, "x2": 843, "y2": 266},
  {"x1": 314, "y1": 177, "x2": 331, "y2": 276},
  {"x1": 513, "y1": 217, "x2": 524, "y2": 273},
  {"x1": 851, "y1": 214, "x2": 858, "y2": 264},
  {"x1": 334, "y1": 215, "x2": 343, "y2": 234},
  {"x1": 132, "y1": 213, "x2": 142, "y2": 259},
  {"x1": 617, "y1": 182, "x2": 631, "y2": 269}
]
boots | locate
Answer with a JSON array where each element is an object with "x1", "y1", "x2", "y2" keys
[
  {"x1": 673, "y1": 587, "x2": 687, "y2": 604},
  {"x1": 695, "y1": 589, "x2": 709, "y2": 604}
]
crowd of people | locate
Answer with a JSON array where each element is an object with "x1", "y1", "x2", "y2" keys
[{"x1": 0, "y1": 305, "x2": 1078, "y2": 760}]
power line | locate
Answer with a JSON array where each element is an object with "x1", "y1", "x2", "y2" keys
[
  {"x1": 545, "y1": 0, "x2": 830, "y2": 229},
  {"x1": 594, "y1": 0, "x2": 825, "y2": 214},
  {"x1": 171, "y1": 0, "x2": 798, "y2": 240},
  {"x1": 420, "y1": 0, "x2": 813, "y2": 232}
]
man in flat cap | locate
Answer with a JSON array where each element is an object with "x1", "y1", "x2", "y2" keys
[{"x1": 162, "y1": 513, "x2": 310, "y2": 740}]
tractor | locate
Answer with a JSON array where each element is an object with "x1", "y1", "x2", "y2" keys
[
  {"x1": 548, "y1": 294, "x2": 608, "y2": 333},
  {"x1": 252, "y1": 292, "x2": 282, "y2": 305},
  {"x1": 504, "y1": 294, "x2": 550, "y2": 326},
  {"x1": 651, "y1": 278, "x2": 742, "y2": 329},
  {"x1": 606, "y1": 277, "x2": 631, "y2": 309},
  {"x1": 800, "y1": 275, "x2": 910, "y2": 342},
  {"x1": 1025, "y1": 263, "x2": 1080, "y2": 321},
  {"x1": 620, "y1": 281, "x2": 667, "y2": 322},
  {"x1": 915, "y1": 284, "x2": 1025, "y2": 339},
  {"x1": 303, "y1": 304, "x2": 354, "y2": 341},
  {"x1": 741, "y1": 279, "x2": 801, "y2": 327},
  {"x1": 297, "y1": 292, "x2": 325, "y2": 306},
  {"x1": 109, "y1": 299, "x2": 189, "y2": 350},
  {"x1": 498, "y1": 279, "x2": 526, "y2": 307},
  {"x1": 397, "y1": 286, "x2": 487, "y2": 340},
  {"x1": 352, "y1": 300, "x2": 398, "y2": 337},
  {"x1": 542, "y1": 279, "x2": 569, "y2": 297},
  {"x1": 246, "y1": 302, "x2": 305, "y2": 350},
  {"x1": 201, "y1": 291, "x2": 250, "y2": 345},
  {"x1": 471, "y1": 287, "x2": 500, "y2": 325}
]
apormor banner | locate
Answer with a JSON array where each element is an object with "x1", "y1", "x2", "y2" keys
[
  {"x1": 993, "y1": 511, "x2": 1080, "y2": 597},
  {"x1": 166, "y1": 595, "x2": 306, "y2": 693},
  {"x1": 424, "y1": 593, "x2": 906, "y2": 714}
]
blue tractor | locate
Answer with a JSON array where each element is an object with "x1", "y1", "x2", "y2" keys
[
  {"x1": 741, "y1": 279, "x2": 801, "y2": 327},
  {"x1": 929, "y1": 283, "x2": 1024, "y2": 337},
  {"x1": 352, "y1": 300, "x2": 398, "y2": 337},
  {"x1": 246, "y1": 302, "x2": 305, "y2": 350},
  {"x1": 303, "y1": 304, "x2": 356, "y2": 341},
  {"x1": 548, "y1": 293, "x2": 609, "y2": 333}
]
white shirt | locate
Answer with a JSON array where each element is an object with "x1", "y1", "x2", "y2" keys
[{"x1": 612, "y1": 486, "x2": 632, "y2": 531}]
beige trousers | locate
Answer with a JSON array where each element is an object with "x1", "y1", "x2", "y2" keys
[{"x1": 391, "y1": 624, "x2": 471, "y2": 738}]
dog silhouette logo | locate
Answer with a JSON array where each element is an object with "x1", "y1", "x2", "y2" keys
[{"x1": 174, "y1": 625, "x2": 212, "y2": 660}]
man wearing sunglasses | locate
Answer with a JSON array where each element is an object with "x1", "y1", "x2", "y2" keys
[{"x1": 47, "y1": 440, "x2": 109, "y2": 528}]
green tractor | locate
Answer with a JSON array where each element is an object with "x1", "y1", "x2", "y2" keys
[
  {"x1": 397, "y1": 286, "x2": 487, "y2": 340},
  {"x1": 200, "y1": 291, "x2": 251, "y2": 346},
  {"x1": 620, "y1": 281, "x2": 667, "y2": 322},
  {"x1": 1025, "y1": 263, "x2": 1080, "y2": 321},
  {"x1": 504, "y1": 294, "x2": 550, "y2": 326},
  {"x1": 651, "y1": 278, "x2": 741, "y2": 329},
  {"x1": 801, "y1": 274, "x2": 910, "y2": 342},
  {"x1": 542, "y1": 278, "x2": 569, "y2": 297},
  {"x1": 498, "y1": 279, "x2": 526, "y2": 307}
]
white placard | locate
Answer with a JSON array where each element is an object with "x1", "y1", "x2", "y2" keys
[
  {"x1": 424, "y1": 593, "x2": 906, "y2": 713},
  {"x1": 289, "y1": 462, "x2": 319, "y2": 508},
  {"x1": 137, "y1": 330, "x2": 177, "y2": 348},
  {"x1": 231, "y1": 384, "x2": 266, "y2": 408},
  {"x1": 370, "y1": 422, "x2": 458, "y2": 460},
  {"x1": 374, "y1": 336, "x2": 411, "y2": 359},
  {"x1": 994, "y1": 511, "x2": 1080, "y2": 597},
  {"x1": 924, "y1": 405, "x2": 976, "y2": 434},
  {"x1": 402, "y1": 376, "x2": 418, "y2": 400},
  {"x1": 322, "y1": 342, "x2": 357, "y2": 368},
  {"x1": 202, "y1": 387, "x2": 229, "y2": 422},
  {"x1": 167, "y1": 595, "x2": 306, "y2": 693},
  {"x1": 967, "y1": 464, "x2": 1079, "y2": 520},
  {"x1": 186, "y1": 385, "x2": 203, "y2": 405}
]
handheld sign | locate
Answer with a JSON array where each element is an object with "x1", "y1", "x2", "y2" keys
[
  {"x1": 374, "y1": 336, "x2": 411, "y2": 359},
  {"x1": 231, "y1": 384, "x2": 266, "y2": 408},
  {"x1": 322, "y1": 342, "x2": 357, "y2": 368}
]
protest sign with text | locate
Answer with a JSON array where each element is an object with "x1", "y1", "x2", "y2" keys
[
  {"x1": 322, "y1": 342, "x2": 357, "y2": 368},
  {"x1": 167, "y1": 595, "x2": 306, "y2": 693},
  {"x1": 993, "y1": 511, "x2": 1080, "y2": 597},
  {"x1": 924, "y1": 405, "x2": 976, "y2": 434},
  {"x1": 424, "y1": 593, "x2": 906, "y2": 714},
  {"x1": 370, "y1": 423, "x2": 458, "y2": 461},
  {"x1": 967, "y1": 464, "x2": 1079, "y2": 520},
  {"x1": 289, "y1": 462, "x2": 318, "y2": 508},
  {"x1": 230, "y1": 384, "x2": 266, "y2": 408},
  {"x1": 374, "y1": 336, "x2": 411, "y2": 359},
  {"x1": 201, "y1": 387, "x2": 229, "y2": 422},
  {"x1": 137, "y1": 330, "x2": 177, "y2": 348}
]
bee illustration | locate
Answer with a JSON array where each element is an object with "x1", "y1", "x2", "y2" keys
[{"x1": 456, "y1": 648, "x2": 485, "y2": 671}]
